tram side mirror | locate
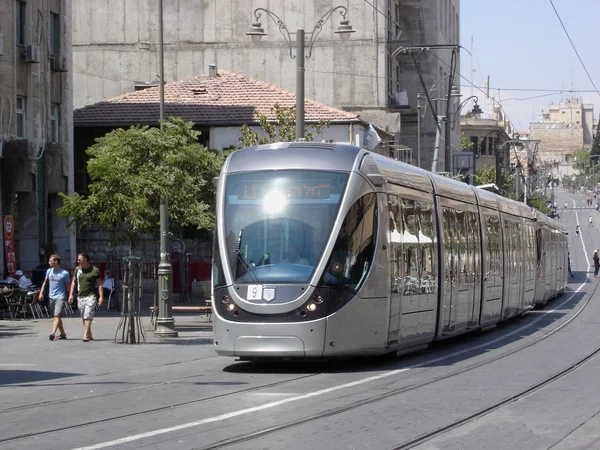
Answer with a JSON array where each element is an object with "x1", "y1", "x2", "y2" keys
[{"x1": 367, "y1": 174, "x2": 387, "y2": 186}]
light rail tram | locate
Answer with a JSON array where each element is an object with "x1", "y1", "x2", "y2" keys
[{"x1": 212, "y1": 142, "x2": 568, "y2": 359}]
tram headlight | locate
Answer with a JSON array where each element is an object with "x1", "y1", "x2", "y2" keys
[
  {"x1": 313, "y1": 295, "x2": 324, "y2": 304},
  {"x1": 307, "y1": 303, "x2": 317, "y2": 312},
  {"x1": 222, "y1": 294, "x2": 230, "y2": 303},
  {"x1": 227, "y1": 303, "x2": 235, "y2": 311}
]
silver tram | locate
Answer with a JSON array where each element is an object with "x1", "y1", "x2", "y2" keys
[{"x1": 212, "y1": 142, "x2": 568, "y2": 359}]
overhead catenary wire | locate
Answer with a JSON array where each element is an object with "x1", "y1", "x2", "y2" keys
[{"x1": 548, "y1": 0, "x2": 600, "y2": 100}]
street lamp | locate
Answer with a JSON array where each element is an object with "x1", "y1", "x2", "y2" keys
[
  {"x1": 247, "y1": 7, "x2": 355, "y2": 140},
  {"x1": 155, "y1": 0, "x2": 178, "y2": 338}
]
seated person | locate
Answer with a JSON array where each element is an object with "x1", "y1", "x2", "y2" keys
[
  {"x1": 2, "y1": 273, "x2": 18, "y2": 286},
  {"x1": 14, "y1": 270, "x2": 32, "y2": 289},
  {"x1": 102, "y1": 270, "x2": 115, "y2": 299},
  {"x1": 282, "y1": 242, "x2": 310, "y2": 265}
]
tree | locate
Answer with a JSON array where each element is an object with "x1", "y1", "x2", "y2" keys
[
  {"x1": 592, "y1": 122, "x2": 600, "y2": 157},
  {"x1": 460, "y1": 132, "x2": 474, "y2": 152},
  {"x1": 572, "y1": 149, "x2": 589, "y2": 171},
  {"x1": 474, "y1": 165, "x2": 514, "y2": 197},
  {"x1": 58, "y1": 118, "x2": 223, "y2": 249},
  {"x1": 238, "y1": 104, "x2": 330, "y2": 147}
]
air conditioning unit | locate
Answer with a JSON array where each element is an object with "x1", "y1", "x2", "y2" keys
[
  {"x1": 21, "y1": 44, "x2": 40, "y2": 63},
  {"x1": 50, "y1": 52, "x2": 68, "y2": 72}
]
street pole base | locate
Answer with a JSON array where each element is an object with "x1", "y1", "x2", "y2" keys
[{"x1": 154, "y1": 318, "x2": 179, "y2": 338}]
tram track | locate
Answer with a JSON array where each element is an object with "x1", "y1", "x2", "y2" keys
[
  {"x1": 0, "y1": 282, "x2": 592, "y2": 447},
  {"x1": 190, "y1": 283, "x2": 598, "y2": 450}
]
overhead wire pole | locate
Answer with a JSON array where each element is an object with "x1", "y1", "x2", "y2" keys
[{"x1": 155, "y1": 0, "x2": 178, "y2": 338}]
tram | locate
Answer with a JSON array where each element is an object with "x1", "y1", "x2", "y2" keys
[{"x1": 211, "y1": 142, "x2": 568, "y2": 359}]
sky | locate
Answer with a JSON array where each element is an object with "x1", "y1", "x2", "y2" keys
[{"x1": 460, "y1": 0, "x2": 600, "y2": 132}]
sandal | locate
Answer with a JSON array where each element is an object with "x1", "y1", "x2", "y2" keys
[
  {"x1": 82, "y1": 337, "x2": 89, "y2": 342},
  {"x1": 49, "y1": 334, "x2": 55, "y2": 341},
  {"x1": 58, "y1": 334, "x2": 67, "y2": 340}
]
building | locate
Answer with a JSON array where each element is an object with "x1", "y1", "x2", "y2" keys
[
  {"x1": 72, "y1": 0, "x2": 460, "y2": 171},
  {"x1": 530, "y1": 98, "x2": 594, "y2": 180},
  {"x1": 0, "y1": 0, "x2": 75, "y2": 275}
]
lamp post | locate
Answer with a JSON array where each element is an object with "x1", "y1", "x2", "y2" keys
[
  {"x1": 155, "y1": 0, "x2": 178, "y2": 338},
  {"x1": 444, "y1": 85, "x2": 461, "y2": 175},
  {"x1": 247, "y1": 7, "x2": 355, "y2": 140}
]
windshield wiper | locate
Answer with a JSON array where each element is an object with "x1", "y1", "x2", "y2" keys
[{"x1": 234, "y1": 230, "x2": 260, "y2": 284}]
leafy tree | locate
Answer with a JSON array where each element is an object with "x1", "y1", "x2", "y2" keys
[
  {"x1": 58, "y1": 118, "x2": 223, "y2": 249},
  {"x1": 592, "y1": 122, "x2": 600, "y2": 157},
  {"x1": 239, "y1": 104, "x2": 330, "y2": 147},
  {"x1": 572, "y1": 149, "x2": 589, "y2": 171},
  {"x1": 460, "y1": 132, "x2": 474, "y2": 152},
  {"x1": 474, "y1": 165, "x2": 514, "y2": 197},
  {"x1": 527, "y1": 192, "x2": 550, "y2": 215}
]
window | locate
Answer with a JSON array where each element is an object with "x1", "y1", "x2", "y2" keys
[
  {"x1": 321, "y1": 193, "x2": 377, "y2": 292},
  {"x1": 16, "y1": 96, "x2": 26, "y2": 138},
  {"x1": 50, "y1": 103, "x2": 60, "y2": 143},
  {"x1": 16, "y1": 1, "x2": 26, "y2": 46},
  {"x1": 470, "y1": 136, "x2": 479, "y2": 155},
  {"x1": 50, "y1": 13, "x2": 59, "y2": 55}
]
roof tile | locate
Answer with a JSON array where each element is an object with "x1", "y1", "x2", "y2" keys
[{"x1": 74, "y1": 70, "x2": 359, "y2": 127}]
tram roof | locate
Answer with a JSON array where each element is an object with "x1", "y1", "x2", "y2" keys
[{"x1": 225, "y1": 142, "x2": 363, "y2": 173}]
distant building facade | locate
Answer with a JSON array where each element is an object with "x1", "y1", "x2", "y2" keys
[
  {"x1": 530, "y1": 98, "x2": 594, "y2": 180},
  {"x1": 0, "y1": 0, "x2": 75, "y2": 275},
  {"x1": 72, "y1": 0, "x2": 460, "y2": 171}
]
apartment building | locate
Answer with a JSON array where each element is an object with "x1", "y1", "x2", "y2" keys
[{"x1": 0, "y1": 0, "x2": 74, "y2": 274}]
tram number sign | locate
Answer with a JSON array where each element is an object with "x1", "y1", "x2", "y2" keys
[
  {"x1": 247, "y1": 285, "x2": 263, "y2": 301},
  {"x1": 239, "y1": 183, "x2": 331, "y2": 201}
]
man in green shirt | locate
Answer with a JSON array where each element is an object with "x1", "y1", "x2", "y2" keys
[{"x1": 68, "y1": 253, "x2": 103, "y2": 342}]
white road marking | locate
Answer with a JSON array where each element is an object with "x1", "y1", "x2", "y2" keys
[
  {"x1": 0, "y1": 363, "x2": 35, "y2": 367},
  {"x1": 72, "y1": 368, "x2": 410, "y2": 450},
  {"x1": 253, "y1": 392, "x2": 299, "y2": 396}
]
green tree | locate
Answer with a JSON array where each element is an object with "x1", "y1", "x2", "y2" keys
[
  {"x1": 572, "y1": 149, "x2": 589, "y2": 171},
  {"x1": 58, "y1": 118, "x2": 223, "y2": 249},
  {"x1": 474, "y1": 165, "x2": 514, "y2": 196},
  {"x1": 527, "y1": 192, "x2": 550, "y2": 215},
  {"x1": 239, "y1": 104, "x2": 330, "y2": 147},
  {"x1": 460, "y1": 132, "x2": 474, "y2": 152},
  {"x1": 592, "y1": 122, "x2": 600, "y2": 157}
]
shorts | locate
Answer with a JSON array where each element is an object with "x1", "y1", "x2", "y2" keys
[
  {"x1": 49, "y1": 298, "x2": 66, "y2": 317},
  {"x1": 78, "y1": 295, "x2": 97, "y2": 320}
]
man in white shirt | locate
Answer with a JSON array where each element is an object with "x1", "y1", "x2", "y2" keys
[{"x1": 14, "y1": 270, "x2": 32, "y2": 289}]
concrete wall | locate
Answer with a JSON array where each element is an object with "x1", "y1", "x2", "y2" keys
[{"x1": 0, "y1": 0, "x2": 73, "y2": 274}]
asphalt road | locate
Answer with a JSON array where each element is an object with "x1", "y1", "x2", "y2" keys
[{"x1": 2, "y1": 187, "x2": 600, "y2": 450}]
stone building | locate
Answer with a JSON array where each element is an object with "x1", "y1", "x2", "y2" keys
[
  {"x1": 0, "y1": 0, "x2": 75, "y2": 275},
  {"x1": 530, "y1": 98, "x2": 594, "y2": 180},
  {"x1": 72, "y1": 0, "x2": 460, "y2": 172}
]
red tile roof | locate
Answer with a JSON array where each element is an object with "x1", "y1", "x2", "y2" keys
[{"x1": 74, "y1": 70, "x2": 359, "y2": 127}]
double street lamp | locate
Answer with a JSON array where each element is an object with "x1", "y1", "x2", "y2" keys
[{"x1": 247, "y1": 7, "x2": 355, "y2": 140}]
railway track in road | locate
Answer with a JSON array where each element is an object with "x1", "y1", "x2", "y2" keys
[
  {"x1": 192, "y1": 282, "x2": 598, "y2": 450},
  {"x1": 0, "y1": 282, "x2": 593, "y2": 448}
]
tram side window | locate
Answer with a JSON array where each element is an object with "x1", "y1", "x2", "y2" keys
[
  {"x1": 321, "y1": 193, "x2": 378, "y2": 292},
  {"x1": 213, "y1": 227, "x2": 226, "y2": 288},
  {"x1": 401, "y1": 198, "x2": 420, "y2": 294},
  {"x1": 442, "y1": 208, "x2": 457, "y2": 282},
  {"x1": 485, "y1": 215, "x2": 501, "y2": 278},
  {"x1": 388, "y1": 195, "x2": 402, "y2": 292},
  {"x1": 417, "y1": 201, "x2": 435, "y2": 279},
  {"x1": 535, "y1": 229, "x2": 542, "y2": 270}
]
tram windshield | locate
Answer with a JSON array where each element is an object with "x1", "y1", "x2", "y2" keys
[{"x1": 223, "y1": 170, "x2": 349, "y2": 284}]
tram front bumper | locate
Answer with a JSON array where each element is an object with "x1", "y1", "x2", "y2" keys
[{"x1": 213, "y1": 319, "x2": 327, "y2": 358}]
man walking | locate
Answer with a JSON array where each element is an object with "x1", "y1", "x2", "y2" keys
[
  {"x1": 68, "y1": 253, "x2": 103, "y2": 342},
  {"x1": 39, "y1": 254, "x2": 70, "y2": 340}
]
